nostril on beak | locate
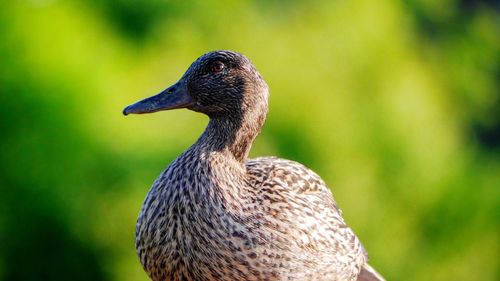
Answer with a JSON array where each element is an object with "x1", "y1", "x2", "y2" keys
[{"x1": 167, "y1": 86, "x2": 176, "y2": 94}]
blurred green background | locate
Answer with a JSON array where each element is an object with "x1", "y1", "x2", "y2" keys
[{"x1": 0, "y1": 0, "x2": 498, "y2": 280}]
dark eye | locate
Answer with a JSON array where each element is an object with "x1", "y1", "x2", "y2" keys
[{"x1": 210, "y1": 61, "x2": 225, "y2": 73}]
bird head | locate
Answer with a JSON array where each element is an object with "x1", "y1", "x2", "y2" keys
[{"x1": 123, "y1": 50, "x2": 269, "y2": 119}]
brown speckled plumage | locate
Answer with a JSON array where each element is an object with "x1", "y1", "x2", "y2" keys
[{"x1": 124, "y1": 50, "x2": 384, "y2": 281}]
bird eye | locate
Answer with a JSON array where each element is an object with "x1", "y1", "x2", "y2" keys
[{"x1": 210, "y1": 61, "x2": 225, "y2": 73}]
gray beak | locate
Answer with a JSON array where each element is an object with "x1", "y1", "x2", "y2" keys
[{"x1": 123, "y1": 81, "x2": 194, "y2": 115}]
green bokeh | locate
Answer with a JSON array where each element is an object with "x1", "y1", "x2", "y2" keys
[{"x1": 0, "y1": 1, "x2": 498, "y2": 280}]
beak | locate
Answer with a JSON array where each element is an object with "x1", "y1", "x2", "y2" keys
[{"x1": 123, "y1": 81, "x2": 194, "y2": 115}]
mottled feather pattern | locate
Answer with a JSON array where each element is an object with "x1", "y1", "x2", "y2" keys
[
  {"x1": 129, "y1": 50, "x2": 383, "y2": 281},
  {"x1": 136, "y1": 152, "x2": 367, "y2": 281}
]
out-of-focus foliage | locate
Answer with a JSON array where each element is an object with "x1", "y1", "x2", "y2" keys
[{"x1": 0, "y1": 0, "x2": 498, "y2": 280}]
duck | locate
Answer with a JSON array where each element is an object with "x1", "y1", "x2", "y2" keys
[{"x1": 123, "y1": 50, "x2": 384, "y2": 281}]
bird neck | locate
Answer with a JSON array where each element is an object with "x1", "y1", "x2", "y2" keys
[{"x1": 196, "y1": 109, "x2": 266, "y2": 163}]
